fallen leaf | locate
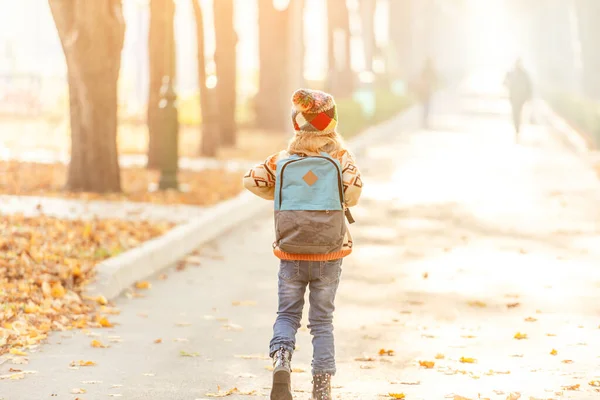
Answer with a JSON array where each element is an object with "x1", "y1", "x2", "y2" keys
[
  {"x1": 435, "y1": 353, "x2": 445, "y2": 359},
  {"x1": 135, "y1": 281, "x2": 151, "y2": 290},
  {"x1": 9, "y1": 349, "x2": 27, "y2": 357},
  {"x1": 158, "y1": 273, "x2": 168, "y2": 280},
  {"x1": 71, "y1": 388, "x2": 86, "y2": 394},
  {"x1": 389, "y1": 394, "x2": 406, "y2": 399},
  {"x1": 461, "y1": 335, "x2": 477, "y2": 339},
  {"x1": 360, "y1": 364, "x2": 375, "y2": 369},
  {"x1": 234, "y1": 354, "x2": 270, "y2": 360},
  {"x1": 95, "y1": 296, "x2": 108, "y2": 305},
  {"x1": 459, "y1": 357, "x2": 476, "y2": 364},
  {"x1": 354, "y1": 356, "x2": 376, "y2": 362},
  {"x1": 143, "y1": 373, "x2": 155, "y2": 376},
  {"x1": 524, "y1": 317, "x2": 537, "y2": 322},
  {"x1": 108, "y1": 395, "x2": 123, "y2": 398},
  {"x1": 154, "y1": 338, "x2": 162, "y2": 344},
  {"x1": 419, "y1": 360, "x2": 435, "y2": 369},
  {"x1": 70, "y1": 360, "x2": 96, "y2": 367},
  {"x1": 454, "y1": 396, "x2": 472, "y2": 400},
  {"x1": 562, "y1": 384, "x2": 580, "y2": 390},
  {"x1": 180, "y1": 351, "x2": 200, "y2": 357},
  {"x1": 550, "y1": 349, "x2": 558, "y2": 356},
  {"x1": 505, "y1": 394, "x2": 521, "y2": 400},
  {"x1": 379, "y1": 349, "x2": 395, "y2": 356},
  {"x1": 514, "y1": 332, "x2": 528, "y2": 340},
  {"x1": 467, "y1": 301, "x2": 487, "y2": 308},
  {"x1": 422, "y1": 272, "x2": 429, "y2": 279},
  {"x1": 590, "y1": 380, "x2": 600, "y2": 387},
  {"x1": 174, "y1": 338, "x2": 189, "y2": 342},
  {"x1": 90, "y1": 340, "x2": 107, "y2": 348},
  {"x1": 97, "y1": 316, "x2": 114, "y2": 328},
  {"x1": 562, "y1": 360, "x2": 574, "y2": 364},
  {"x1": 506, "y1": 302, "x2": 521, "y2": 308},
  {"x1": 175, "y1": 322, "x2": 192, "y2": 327},
  {"x1": 292, "y1": 368, "x2": 306, "y2": 373}
]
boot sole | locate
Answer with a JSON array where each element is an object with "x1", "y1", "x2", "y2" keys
[{"x1": 271, "y1": 369, "x2": 292, "y2": 400}]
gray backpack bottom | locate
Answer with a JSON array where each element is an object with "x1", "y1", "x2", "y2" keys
[{"x1": 275, "y1": 210, "x2": 346, "y2": 254}]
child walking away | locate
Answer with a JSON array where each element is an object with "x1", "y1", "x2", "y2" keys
[{"x1": 243, "y1": 89, "x2": 363, "y2": 400}]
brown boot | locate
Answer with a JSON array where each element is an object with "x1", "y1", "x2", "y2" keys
[
  {"x1": 311, "y1": 373, "x2": 332, "y2": 400},
  {"x1": 270, "y1": 346, "x2": 292, "y2": 400}
]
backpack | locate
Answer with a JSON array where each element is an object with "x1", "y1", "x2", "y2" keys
[{"x1": 274, "y1": 152, "x2": 353, "y2": 254}]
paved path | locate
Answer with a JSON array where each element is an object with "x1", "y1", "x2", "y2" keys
[{"x1": 4, "y1": 86, "x2": 600, "y2": 400}]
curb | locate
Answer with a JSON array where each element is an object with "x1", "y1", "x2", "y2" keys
[{"x1": 86, "y1": 105, "x2": 420, "y2": 300}]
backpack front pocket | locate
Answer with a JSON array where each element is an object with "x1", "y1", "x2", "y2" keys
[{"x1": 275, "y1": 210, "x2": 346, "y2": 254}]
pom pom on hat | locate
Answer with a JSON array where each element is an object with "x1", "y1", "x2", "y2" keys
[
  {"x1": 292, "y1": 89, "x2": 316, "y2": 112},
  {"x1": 290, "y1": 88, "x2": 338, "y2": 135}
]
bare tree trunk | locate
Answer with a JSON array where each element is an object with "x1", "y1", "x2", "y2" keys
[
  {"x1": 147, "y1": 0, "x2": 176, "y2": 168},
  {"x1": 256, "y1": 0, "x2": 291, "y2": 131},
  {"x1": 49, "y1": 0, "x2": 124, "y2": 193},
  {"x1": 214, "y1": 0, "x2": 237, "y2": 147},
  {"x1": 359, "y1": 0, "x2": 376, "y2": 73},
  {"x1": 575, "y1": 0, "x2": 600, "y2": 98},
  {"x1": 327, "y1": 0, "x2": 353, "y2": 96},
  {"x1": 389, "y1": 0, "x2": 412, "y2": 80},
  {"x1": 192, "y1": 0, "x2": 219, "y2": 156}
]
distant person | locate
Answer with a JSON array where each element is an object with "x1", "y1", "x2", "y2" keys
[
  {"x1": 243, "y1": 89, "x2": 363, "y2": 400},
  {"x1": 504, "y1": 59, "x2": 533, "y2": 142},
  {"x1": 416, "y1": 58, "x2": 439, "y2": 128}
]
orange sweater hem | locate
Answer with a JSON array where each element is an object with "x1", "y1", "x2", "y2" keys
[{"x1": 273, "y1": 248, "x2": 352, "y2": 261}]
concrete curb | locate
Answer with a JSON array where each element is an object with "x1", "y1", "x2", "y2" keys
[{"x1": 86, "y1": 105, "x2": 420, "y2": 300}]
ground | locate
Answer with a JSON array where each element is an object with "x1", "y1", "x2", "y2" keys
[{"x1": 3, "y1": 84, "x2": 600, "y2": 400}]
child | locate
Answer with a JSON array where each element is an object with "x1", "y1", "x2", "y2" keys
[{"x1": 243, "y1": 89, "x2": 363, "y2": 400}]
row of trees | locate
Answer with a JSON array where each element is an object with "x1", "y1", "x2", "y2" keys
[{"x1": 48, "y1": 0, "x2": 434, "y2": 193}]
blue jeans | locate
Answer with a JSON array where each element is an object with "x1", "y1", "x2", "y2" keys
[{"x1": 269, "y1": 259, "x2": 343, "y2": 376}]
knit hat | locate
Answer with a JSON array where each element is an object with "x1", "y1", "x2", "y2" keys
[{"x1": 291, "y1": 89, "x2": 338, "y2": 135}]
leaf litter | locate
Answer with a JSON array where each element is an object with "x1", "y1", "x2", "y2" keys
[{"x1": 0, "y1": 215, "x2": 171, "y2": 356}]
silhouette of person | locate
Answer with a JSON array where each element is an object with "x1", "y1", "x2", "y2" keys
[
  {"x1": 416, "y1": 58, "x2": 438, "y2": 129},
  {"x1": 504, "y1": 59, "x2": 533, "y2": 142}
]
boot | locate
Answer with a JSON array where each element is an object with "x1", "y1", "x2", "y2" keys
[
  {"x1": 270, "y1": 346, "x2": 292, "y2": 400},
  {"x1": 311, "y1": 373, "x2": 332, "y2": 400}
]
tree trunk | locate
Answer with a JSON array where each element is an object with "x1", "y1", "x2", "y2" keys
[
  {"x1": 326, "y1": 0, "x2": 353, "y2": 96},
  {"x1": 214, "y1": 0, "x2": 237, "y2": 147},
  {"x1": 359, "y1": 0, "x2": 376, "y2": 73},
  {"x1": 575, "y1": 0, "x2": 600, "y2": 98},
  {"x1": 389, "y1": 0, "x2": 413, "y2": 80},
  {"x1": 49, "y1": 0, "x2": 125, "y2": 193},
  {"x1": 192, "y1": 0, "x2": 219, "y2": 157},
  {"x1": 147, "y1": 0, "x2": 176, "y2": 168},
  {"x1": 256, "y1": 0, "x2": 291, "y2": 131}
]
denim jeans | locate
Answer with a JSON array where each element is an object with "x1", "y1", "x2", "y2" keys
[{"x1": 269, "y1": 259, "x2": 343, "y2": 376}]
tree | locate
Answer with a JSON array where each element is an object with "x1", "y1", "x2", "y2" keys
[
  {"x1": 388, "y1": 0, "x2": 412, "y2": 80},
  {"x1": 147, "y1": 0, "x2": 176, "y2": 168},
  {"x1": 214, "y1": 0, "x2": 237, "y2": 147},
  {"x1": 49, "y1": 0, "x2": 125, "y2": 192},
  {"x1": 256, "y1": 0, "x2": 292, "y2": 131},
  {"x1": 192, "y1": 0, "x2": 219, "y2": 156},
  {"x1": 359, "y1": 0, "x2": 376, "y2": 74},
  {"x1": 326, "y1": 0, "x2": 353, "y2": 96},
  {"x1": 574, "y1": 0, "x2": 600, "y2": 98}
]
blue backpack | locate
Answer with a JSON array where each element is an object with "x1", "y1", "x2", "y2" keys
[{"x1": 274, "y1": 153, "x2": 353, "y2": 254}]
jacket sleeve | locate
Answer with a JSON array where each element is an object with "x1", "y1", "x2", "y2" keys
[
  {"x1": 337, "y1": 149, "x2": 363, "y2": 207},
  {"x1": 242, "y1": 151, "x2": 284, "y2": 201}
]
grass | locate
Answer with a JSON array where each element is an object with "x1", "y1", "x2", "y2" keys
[{"x1": 545, "y1": 90, "x2": 600, "y2": 148}]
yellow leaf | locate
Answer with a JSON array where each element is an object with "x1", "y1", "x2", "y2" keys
[
  {"x1": 97, "y1": 316, "x2": 113, "y2": 328},
  {"x1": 9, "y1": 349, "x2": 27, "y2": 357},
  {"x1": 550, "y1": 349, "x2": 557, "y2": 356},
  {"x1": 435, "y1": 353, "x2": 445, "y2": 359},
  {"x1": 418, "y1": 360, "x2": 435, "y2": 369},
  {"x1": 90, "y1": 340, "x2": 107, "y2": 348},
  {"x1": 590, "y1": 380, "x2": 600, "y2": 387},
  {"x1": 562, "y1": 384, "x2": 580, "y2": 390},
  {"x1": 454, "y1": 396, "x2": 473, "y2": 400},
  {"x1": 51, "y1": 282, "x2": 66, "y2": 298},
  {"x1": 379, "y1": 349, "x2": 395, "y2": 356},
  {"x1": 71, "y1": 360, "x2": 96, "y2": 367},
  {"x1": 467, "y1": 300, "x2": 486, "y2": 308},
  {"x1": 135, "y1": 281, "x2": 151, "y2": 290},
  {"x1": 83, "y1": 223, "x2": 92, "y2": 239},
  {"x1": 389, "y1": 394, "x2": 406, "y2": 399},
  {"x1": 205, "y1": 387, "x2": 239, "y2": 397},
  {"x1": 562, "y1": 360, "x2": 574, "y2": 364},
  {"x1": 459, "y1": 357, "x2": 476, "y2": 363},
  {"x1": 524, "y1": 317, "x2": 537, "y2": 322},
  {"x1": 95, "y1": 296, "x2": 108, "y2": 305},
  {"x1": 513, "y1": 332, "x2": 528, "y2": 340},
  {"x1": 71, "y1": 388, "x2": 86, "y2": 394},
  {"x1": 154, "y1": 338, "x2": 162, "y2": 344}
]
